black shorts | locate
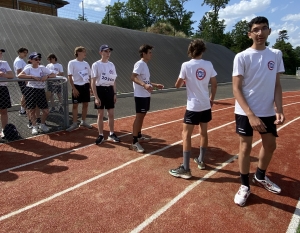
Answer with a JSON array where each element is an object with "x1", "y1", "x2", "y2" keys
[
  {"x1": 18, "y1": 81, "x2": 27, "y2": 95},
  {"x1": 0, "y1": 86, "x2": 12, "y2": 109},
  {"x1": 235, "y1": 114, "x2": 278, "y2": 137},
  {"x1": 135, "y1": 97, "x2": 150, "y2": 113},
  {"x1": 48, "y1": 81, "x2": 62, "y2": 93},
  {"x1": 183, "y1": 109, "x2": 212, "y2": 125},
  {"x1": 72, "y1": 83, "x2": 90, "y2": 104},
  {"x1": 24, "y1": 87, "x2": 48, "y2": 109},
  {"x1": 95, "y1": 86, "x2": 114, "y2": 109}
]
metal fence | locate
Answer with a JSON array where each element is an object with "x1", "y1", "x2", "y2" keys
[{"x1": 0, "y1": 76, "x2": 69, "y2": 143}]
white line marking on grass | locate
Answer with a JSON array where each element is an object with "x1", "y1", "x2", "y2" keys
[
  {"x1": 0, "y1": 121, "x2": 235, "y2": 221},
  {"x1": 0, "y1": 106, "x2": 234, "y2": 174},
  {"x1": 130, "y1": 116, "x2": 300, "y2": 233},
  {"x1": 286, "y1": 198, "x2": 300, "y2": 233}
]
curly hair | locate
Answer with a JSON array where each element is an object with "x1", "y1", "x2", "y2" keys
[
  {"x1": 139, "y1": 44, "x2": 153, "y2": 58},
  {"x1": 187, "y1": 39, "x2": 206, "y2": 58}
]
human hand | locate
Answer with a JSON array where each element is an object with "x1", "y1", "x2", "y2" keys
[
  {"x1": 248, "y1": 114, "x2": 267, "y2": 132},
  {"x1": 144, "y1": 84, "x2": 153, "y2": 93},
  {"x1": 95, "y1": 98, "x2": 101, "y2": 107},
  {"x1": 72, "y1": 88, "x2": 80, "y2": 98},
  {"x1": 274, "y1": 113, "x2": 285, "y2": 125}
]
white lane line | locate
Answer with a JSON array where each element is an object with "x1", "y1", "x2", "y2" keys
[
  {"x1": 286, "y1": 198, "x2": 300, "y2": 233},
  {"x1": 0, "y1": 106, "x2": 234, "y2": 174},
  {"x1": 0, "y1": 121, "x2": 235, "y2": 221},
  {"x1": 130, "y1": 116, "x2": 300, "y2": 233}
]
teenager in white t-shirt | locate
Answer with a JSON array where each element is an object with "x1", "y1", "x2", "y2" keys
[
  {"x1": 0, "y1": 49, "x2": 14, "y2": 140},
  {"x1": 130, "y1": 44, "x2": 164, "y2": 153},
  {"x1": 46, "y1": 53, "x2": 64, "y2": 113},
  {"x1": 18, "y1": 52, "x2": 56, "y2": 135},
  {"x1": 13, "y1": 47, "x2": 28, "y2": 116},
  {"x1": 169, "y1": 39, "x2": 217, "y2": 179},
  {"x1": 232, "y1": 16, "x2": 285, "y2": 207},
  {"x1": 66, "y1": 46, "x2": 92, "y2": 132},
  {"x1": 91, "y1": 44, "x2": 120, "y2": 145}
]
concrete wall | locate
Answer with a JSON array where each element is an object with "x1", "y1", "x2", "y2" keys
[{"x1": 0, "y1": 7, "x2": 235, "y2": 94}]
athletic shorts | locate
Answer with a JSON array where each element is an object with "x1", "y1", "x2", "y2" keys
[
  {"x1": 18, "y1": 81, "x2": 27, "y2": 95},
  {"x1": 0, "y1": 86, "x2": 12, "y2": 109},
  {"x1": 72, "y1": 83, "x2": 90, "y2": 104},
  {"x1": 94, "y1": 86, "x2": 114, "y2": 109},
  {"x1": 235, "y1": 114, "x2": 278, "y2": 137},
  {"x1": 183, "y1": 109, "x2": 212, "y2": 125},
  {"x1": 135, "y1": 97, "x2": 150, "y2": 113},
  {"x1": 24, "y1": 87, "x2": 48, "y2": 109},
  {"x1": 48, "y1": 81, "x2": 62, "y2": 93}
]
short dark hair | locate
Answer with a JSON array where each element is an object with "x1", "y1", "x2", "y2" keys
[
  {"x1": 74, "y1": 46, "x2": 86, "y2": 57},
  {"x1": 17, "y1": 47, "x2": 28, "y2": 54},
  {"x1": 47, "y1": 53, "x2": 57, "y2": 61},
  {"x1": 248, "y1": 16, "x2": 269, "y2": 32},
  {"x1": 187, "y1": 39, "x2": 206, "y2": 58},
  {"x1": 139, "y1": 44, "x2": 153, "y2": 58}
]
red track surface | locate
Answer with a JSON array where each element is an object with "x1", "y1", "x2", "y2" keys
[{"x1": 0, "y1": 92, "x2": 299, "y2": 233}]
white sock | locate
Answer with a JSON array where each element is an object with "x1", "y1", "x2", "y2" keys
[
  {"x1": 110, "y1": 132, "x2": 114, "y2": 135},
  {"x1": 21, "y1": 107, "x2": 25, "y2": 112}
]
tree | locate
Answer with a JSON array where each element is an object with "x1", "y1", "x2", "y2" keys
[
  {"x1": 230, "y1": 20, "x2": 252, "y2": 53},
  {"x1": 273, "y1": 30, "x2": 300, "y2": 75},
  {"x1": 77, "y1": 14, "x2": 88, "y2": 21},
  {"x1": 147, "y1": 22, "x2": 187, "y2": 37},
  {"x1": 276, "y1": 30, "x2": 289, "y2": 42}
]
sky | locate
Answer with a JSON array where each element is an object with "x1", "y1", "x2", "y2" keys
[{"x1": 58, "y1": 0, "x2": 300, "y2": 48}]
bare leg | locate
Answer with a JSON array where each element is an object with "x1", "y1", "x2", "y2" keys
[
  {"x1": 182, "y1": 123, "x2": 195, "y2": 151},
  {"x1": 72, "y1": 103, "x2": 79, "y2": 124},
  {"x1": 133, "y1": 113, "x2": 146, "y2": 137},
  {"x1": 238, "y1": 135, "x2": 253, "y2": 174},
  {"x1": 257, "y1": 133, "x2": 276, "y2": 170},
  {"x1": 0, "y1": 109, "x2": 8, "y2": 129},
  {"x1": 81, "y1": 102, "x2": 89, "y2": 121},
  {"x1": 107, "y1": 108, "x2": 115, "y2": 133},
  {"x1": 41, "y1": 109, "x2": 49, "y2": 124},
  {"x1": 97, "y1": 109, "x2": 104, "y2": 135}
]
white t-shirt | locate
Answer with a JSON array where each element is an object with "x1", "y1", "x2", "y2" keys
[
  {"x1": 22, "y1": 66, "x2": 53, "y2": 89},
  {"x1": 46, "y1": 63, "x2": 63, "y2": 75},
  {"x1": 0, "y1": 61, "x2": 12, "y2": 86},
  {"x1": 233, "y1": 47, "x2": 285, "y2": 117},
  {"x1": 13, "y1": 56, "x2": 26, "y2": 75},
  {"x1": 132, "y1": 60, "x2": 151, "y2": 97},
  {"x1": 179, "y1": 59, "x2": 217, "y2": 112},
  {"x1": 91, "y1": 61, "x2": 117, "y2": 86},
  {"x1": 68, "y1": 59, "x2": 91, "y2": 85}
]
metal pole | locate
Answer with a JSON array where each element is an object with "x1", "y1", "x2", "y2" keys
[{"x1": 82, "y1": 1, "x2": 84, "y2": 21}]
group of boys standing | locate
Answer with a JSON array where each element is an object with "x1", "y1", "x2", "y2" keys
[{"x1": 0, "y1": 16, "x2": 285, "y2": 206}]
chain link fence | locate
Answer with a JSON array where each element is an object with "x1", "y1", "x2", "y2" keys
[{"x1": 0, "y1": 76, "x2": 69, "y2": 143}]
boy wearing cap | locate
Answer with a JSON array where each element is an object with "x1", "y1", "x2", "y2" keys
[
  {"x1": 66, "y1": 46, "x2": 92, "y2": 132},
  {"x1": 0, "y1": 49, "x2": 14, "y2": 139},
  {"x1": 91, "y1": 44, "x2": 120, "y2": 145},
  {"x1": 13, "y1": 47, "x2": 28, "y2": 116},
  {"x1": 46, "y1": 53, "x2": 64, "y2": 113},
  {"x1": 130, "y1": 44, "x2": 164, "y2": 153},
  {"x1": 18, "y1": 52, "x2": 56, "y2": 135}
]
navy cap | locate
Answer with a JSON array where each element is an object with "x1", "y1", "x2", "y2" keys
[
  {"x1": 0, "y1": 49, "x2": 5, "y2": 52},
  {"x1": 99, "y1": 44, "x2": 113, "y2": 52},
  {"x1": 28, "y1": 52, "x2": 40, "y2": 60}
]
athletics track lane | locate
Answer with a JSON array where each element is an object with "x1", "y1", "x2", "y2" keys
[{"x1": 0, "y1": 92, "x2": 299, "y2": 232}]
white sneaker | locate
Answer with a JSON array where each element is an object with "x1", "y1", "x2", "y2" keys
[
  {"x1": 80, "y1": 121, "x2": 92, "y2": 129},
  {"x1": 138, "y1": 136, "x2": 151, "y2": 142},
  {"x1": 32, "y1": 126, "x2": 39, "y2": 135},
  {"x1": 39, "y1": 124, "x2": 49, "y2": 133},
  {"x1": 234, "y1": 185, "x2": 251, "y2": 206},
  {"x1": 252, "y1": 175, "x2": 281, "y2": 194},
  {"x1": 130, "y1": 142, "x2": 145, "y2": 153},
  {"x1": 66, "y1": 123, "x2": 79, "y2": 132}
]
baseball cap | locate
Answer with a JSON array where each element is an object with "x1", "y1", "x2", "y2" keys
[
  {"x1": 28, "y1": 52, "x2": 41, "y2": 60},
  {"x1": 99, "y1": 44, "x2": 113, "y2": 52},
  {"x1": 0, "y1": 49, "x2": 5, "y2": 52}
]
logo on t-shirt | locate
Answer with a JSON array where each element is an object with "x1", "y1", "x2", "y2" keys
[
  {"x1": 196, "y1": 68, "x2": 206, "y2": 80},
  {"x1": 109, "y1": 69, "x2": 113, "y2": 74},
  {"x1": 268, "y1": 61, "x2": 275, "y2": 70}
]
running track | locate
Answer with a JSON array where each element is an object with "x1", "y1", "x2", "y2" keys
[{"x1": 0, "y1": 91, "x2": 299, "y2": 233}]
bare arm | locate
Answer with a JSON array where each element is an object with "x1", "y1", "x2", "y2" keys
[
  {"x1": 210, "y1": 77, "x2": 217, "y2": 106},
  {"x1": 0, "y1": 70, "x2": 13, "y2": 79},
  {"x1": 233, "y1": 75, "x2": 266, "y2": 132},
  {"x1": 175, "y1": 78, "x2": 184, "y2": 88},
  {"x1": 131, "y1": 73, "x2": 152, "y2": 93},
  {"x1": 274, "y1": 73, "x2": 285, "y2": 124}
]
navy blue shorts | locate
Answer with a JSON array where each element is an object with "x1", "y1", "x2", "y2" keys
[{"x1": 135, "y1": 97, "x2": 150, "y2": 113}]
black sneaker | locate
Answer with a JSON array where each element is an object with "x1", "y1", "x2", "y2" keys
[
  {"x1": 27, "y1": 120, "x2": 32, "y2": 129},
  {"x1": 107, "y1": 133, "x2": 120, "y2": 142},
  {"x1": 19, "y1": 110, "x2": 27, "y2": 116},
  {"x1": 95, "y1": 135, "x2": 104, "y2": 145}
]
